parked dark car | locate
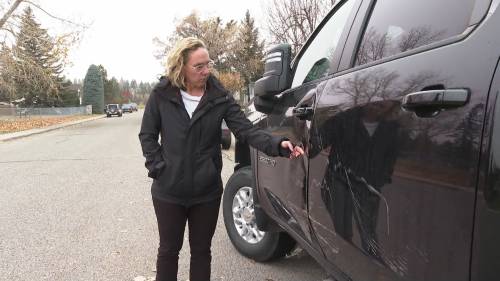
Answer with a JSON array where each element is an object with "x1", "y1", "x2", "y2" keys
[
  {"x1": 221, "y1": 120, "x2": 231, "y2": 150},
  {"x1": 222, "y1": 1, "x2": 500, "y2": 281},
  {"x1": 105, "y1": 104, "x2": 122, "y2": 117},
  {"x1": 121, "y1": 103, "x2": 133, "y2": 113}
]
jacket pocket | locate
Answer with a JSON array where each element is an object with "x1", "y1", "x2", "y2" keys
[
  {"x1": 147, "y1": 155, "x2": 166, "y2": 179},
  {"x1": 149, "y1": 147, "x2": 172, "y2": 180},
  {"x1": 193, "y1": 156, "x2": 218, "y2": 193},
  {"x1": 155, "y1": 156, "x2": 184, "y2": 192}
]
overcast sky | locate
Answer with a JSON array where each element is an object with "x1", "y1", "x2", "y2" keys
[{"x1": 32, "y1": 0, "x2": 267, "y2": 83}]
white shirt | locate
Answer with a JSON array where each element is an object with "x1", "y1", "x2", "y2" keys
[
  {"x1": 363, "y1": 121, "x2": 379, "y2": 137},
  {"x1": 180, "y1": 89, "x2": 202, "y2": 119}
]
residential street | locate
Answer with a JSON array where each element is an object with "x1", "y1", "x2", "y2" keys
[{"x1": 0, "y1": 111, "x2": 327, "y2": 281}]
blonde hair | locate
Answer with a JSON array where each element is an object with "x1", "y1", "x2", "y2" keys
[{"x1": 166, "y1": 37, "x2": 207, "y2": 89}]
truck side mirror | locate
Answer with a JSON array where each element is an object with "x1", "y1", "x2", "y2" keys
[
  {"x1": 254, "y1": 44, "x2": 292, "y2": 98},
  {"x1": 254, "y1": 44, "x2": 292, "y2": 113}
]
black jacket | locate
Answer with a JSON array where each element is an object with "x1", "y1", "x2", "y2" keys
[{"x1": 139, "y1": 75, "x2": 286, "y2": 206}]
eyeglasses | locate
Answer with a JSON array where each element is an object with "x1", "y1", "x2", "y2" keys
[{"x1": 190, "y1": 60, "x2": 215, "y2": 72}]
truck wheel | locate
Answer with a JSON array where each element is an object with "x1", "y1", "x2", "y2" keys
[{"x1": 223, "y1": 167, "x2": 296, "y2": 262}]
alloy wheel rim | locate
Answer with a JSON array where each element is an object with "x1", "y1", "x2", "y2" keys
[{"x1": 232, "y1": 186, "x2": 265, "y2": 244}]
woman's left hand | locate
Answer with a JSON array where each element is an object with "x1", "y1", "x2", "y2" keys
[{"x1": 281, "y1": 140, "x2": 305, "y2": 159}]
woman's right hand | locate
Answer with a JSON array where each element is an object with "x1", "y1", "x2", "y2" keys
[{"x1": 280, "y1": 140, "x2": 305, "y2": 159}]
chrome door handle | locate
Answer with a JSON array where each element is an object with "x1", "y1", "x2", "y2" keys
[
  {"x1": 292, "y1": 106, "x2": 314, "y2": 119},
  {"x1": 402, "y1": 89, "x2": 470, "y2": 110}
]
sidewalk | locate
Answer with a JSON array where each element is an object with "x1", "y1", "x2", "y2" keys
[{"x1": 0, "y1": 115, "x2": 105, "y2": 142}]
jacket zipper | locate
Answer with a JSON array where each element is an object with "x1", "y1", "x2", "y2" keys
[{"x1": 189, "y1": 96, "x2": 229, "y2": 127}]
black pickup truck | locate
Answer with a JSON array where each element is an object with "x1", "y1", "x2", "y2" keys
[{"x1": 222, "y1": 0, "x2": 500, "y2": 280}]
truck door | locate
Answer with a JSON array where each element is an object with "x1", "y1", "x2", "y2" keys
[
  {"x1": 255, "y1": 0, "x2": 360, "y2": 249},
  {"x1": 307, "y1": 0, "x2": 496, "y2": 280}
]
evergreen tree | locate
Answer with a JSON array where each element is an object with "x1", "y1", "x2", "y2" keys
[
  {"x1": 0, "y1": 45, "x2": 17, "y2": 102},
  {"x1": 97, "y1": 64, "x2": 113, "y2": 104},
  {"x1": 130, "y1": 79, "x2": 138, "y2": 90},
  {"x1": 120, "y1": 78, "x2": 130, "y2": 92},
  {"x1": 108, "y1": 77, "x2": 122, "y2": 104},
  {"x1": 59, "y1": 80, "x2": 80, "y2": 107},
  {"x1": 232, "y1": 10, "x2": 265, "y2": 102},
  {"x1": 12, "y1": 7, "x2": 64, "y2": 106},
  {"x1": 136, "y1": 81, "x2": 153, "y2": 105},
  {"x1": 82, "y1": 64, "x2": 104, "y2": 114}
]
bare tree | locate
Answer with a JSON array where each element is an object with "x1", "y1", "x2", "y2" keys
[
  {"x1": 0, "y1": 44, "x2": 17, "y2": 100},
  {"x1": 355, "y1": 27, "x2": 390, "y2": 66},
  {"x1": 1, "y1": 0, "x2": 88, "y2": 36},
  {"x1": 332, "y1": 70, "x2": 399, "y2": 106},
  {"x1": 1, "y1": 5, "x2": 84, "y2": 105},
  {"x1": 355, "y1": 26, "x2": 446, "y2": 66},
  {"x1": 153, "y1": 12, "x2": 238, "y2": 72},
  {"x1": 0, "y1": 0, "x2": 23, "y2": 31},
  {"x1": 398, "y1": 26, "x2": 445, "y2": 52},
  {"x1": 265, "y1": 0, "x2": 336, "y2": 55}
]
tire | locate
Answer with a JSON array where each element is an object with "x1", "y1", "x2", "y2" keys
[{"x1": 223, "y1": 167, "x2": 296, "y2": 262}]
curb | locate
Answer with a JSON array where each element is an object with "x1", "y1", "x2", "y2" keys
[{"x1": 0, "y1": 115, "x2": 106, "y2": 142}]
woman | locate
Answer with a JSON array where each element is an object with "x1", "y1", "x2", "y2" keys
[{"x1": 139, "y1": 37, "x2": 303, "y2": 281}]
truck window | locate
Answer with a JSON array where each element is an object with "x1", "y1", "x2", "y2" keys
[
  {"x1": 354, "y1": 0, "x2": 477, "y2": 66},
  {"x1": 291, "y1": 0, "x2": 356, "y2": 87}
]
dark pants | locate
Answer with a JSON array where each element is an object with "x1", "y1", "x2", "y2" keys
[{"x1": 152, "y1": 197, "x2": 221, "y2": 281}]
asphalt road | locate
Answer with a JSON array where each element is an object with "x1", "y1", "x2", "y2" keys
[{"x1": 0, "y1": 111, "x2": 328, "y2": 281}]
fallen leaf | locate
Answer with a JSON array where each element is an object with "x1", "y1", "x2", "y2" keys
[{"x1": 0, "y1": 115, "x2": 96, "y2": 134}]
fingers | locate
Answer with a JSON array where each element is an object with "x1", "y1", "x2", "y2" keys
[
  {"x1": 294, "y1": 145, "x2": 305, "y2": 156},
  {"x1": 281, "y1": 141, "x2": 294, "y2": 156},
  {"x1": 280, "y1": 141, "x2": 305, "y2": 159},
  {"x1": 290, "y1": 146, "x2": 304, "y2": 159},
  {"x1": 289, "y1": 144, "x2": 305, "y2": 159},
  {"x1": 290, "y1": 147, "x2": 298, "y2": 158}
]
